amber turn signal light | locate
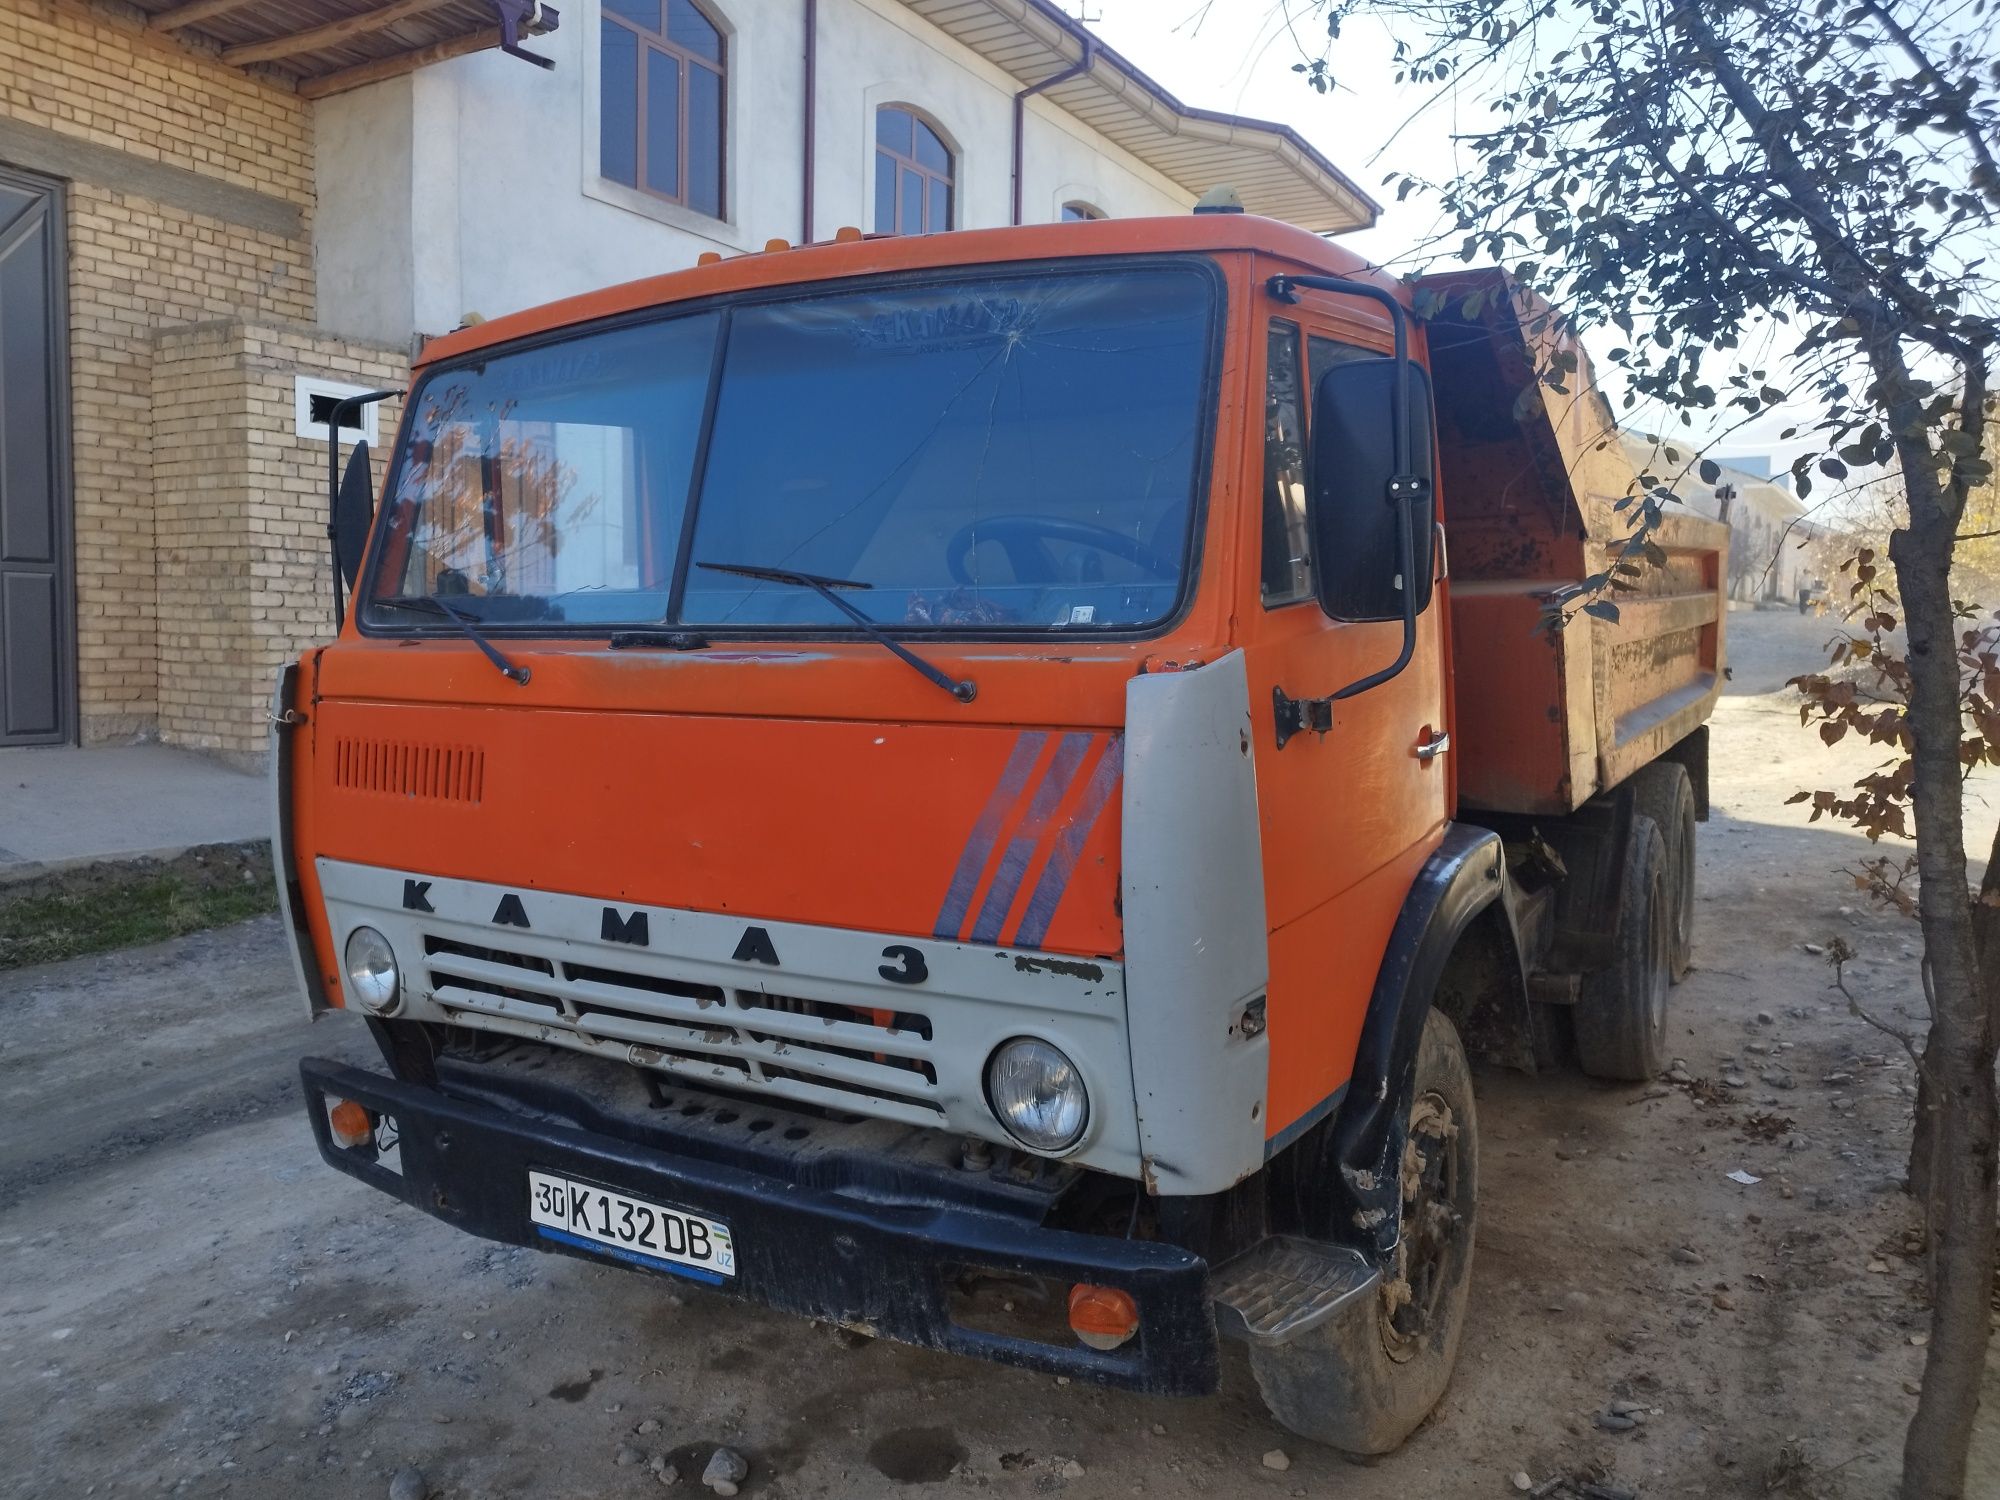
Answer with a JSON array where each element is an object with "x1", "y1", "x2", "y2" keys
[
  {"x1": 327, "y1": 1097, "x2": 373, "y2": 1149},
  {"x1": 1067, "y1": 1283, "x2": 1139, "y2": 1351}
]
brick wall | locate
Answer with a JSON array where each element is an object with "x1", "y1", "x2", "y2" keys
[
  {"x1": 154, "y1": 321, "x2": 404, "y2": 765},
  {"x1": 1, "y1": 0, "x2": 316, "y2": 742}
]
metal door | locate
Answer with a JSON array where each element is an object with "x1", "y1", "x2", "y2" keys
[{"x1": 0, "y1": 165, "x2": 70, "y2": 746}]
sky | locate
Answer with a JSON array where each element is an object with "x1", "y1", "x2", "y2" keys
[{"x1": 1070, "y1": 0, "x2": 1817, "y2": 477}]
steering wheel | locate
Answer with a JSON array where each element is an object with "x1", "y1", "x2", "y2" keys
[{"x1": 944, "y1": 515, "x2": 1180, "y2": 587}]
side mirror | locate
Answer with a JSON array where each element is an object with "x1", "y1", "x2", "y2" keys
[
  {"x1": 333, "y1": 440, "x2": 374, "y2": 591},
  {"x1": 1309, "y1": 358, "x2": 1435, "y2": 622},
  {"x1": 323, "y1": 386, "x2": 399, "y2": 629}
]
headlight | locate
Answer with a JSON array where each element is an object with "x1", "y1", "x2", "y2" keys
[
  {"x1": 343, "y1": 926, "x2": 401, "y2": 1014},
  {"x1": 985, "y1": 1037, "x2": 1088, "y2": 1153}
]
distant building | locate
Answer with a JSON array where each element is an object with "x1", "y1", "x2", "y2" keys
[{"x1": 1622, "y1": 437, "x2": 1825, "y2": 605}]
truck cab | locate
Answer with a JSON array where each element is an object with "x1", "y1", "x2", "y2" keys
[{"x1": 280, "y1": 213, "x2": 1723, "y2": 1452}]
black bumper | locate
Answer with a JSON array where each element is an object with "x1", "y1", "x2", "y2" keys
[{"x1": 300, "y1": 1057, "x2": 1219, "y2": 1395}]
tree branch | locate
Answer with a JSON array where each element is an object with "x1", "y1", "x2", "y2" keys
[
  {"x1": 1861, "y1": 1, "x2": 2000, "y2": 197},
  {"x1": 1673, "y1": 4, "x2": 1976, "y2": 363}
]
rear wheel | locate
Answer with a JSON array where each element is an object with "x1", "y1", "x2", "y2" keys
[
  {"x1": 1250, "y1": 1009, "x2": 1478, "y2": 1455},
  {"x1": 1574, "y1": 814, "x2": 1672, "y2": 1080},
  {"x1": 1629, "y1": 762, "x2": 1696, "y2": 980}
]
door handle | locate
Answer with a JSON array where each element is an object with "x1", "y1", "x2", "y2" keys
[{"x1": 1415, "y1": 729, "x2": 1450, "y2": 761}]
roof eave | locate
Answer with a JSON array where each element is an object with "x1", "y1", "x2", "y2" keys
[{"x1": 915, "y1": 0, "x2": 1379, "y2": 232}]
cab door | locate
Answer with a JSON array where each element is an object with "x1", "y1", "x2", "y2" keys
[{"x1": 1240, "y1": 294, "x2": 1451, "y2": 1147}]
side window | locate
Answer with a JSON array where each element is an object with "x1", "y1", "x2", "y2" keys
[
  {"x1": 875, "y1": 108, "x2": 954, "y2": 235},
  {"x1": 1307, "y1": 334, "x2": 1376, "y2": 377},
  {"x1": 1260, "y1": 321, "x2": 1312, "y2": 605},
  {"x1": 600, "y1": 0, "x2": 727, "y2": 219}
]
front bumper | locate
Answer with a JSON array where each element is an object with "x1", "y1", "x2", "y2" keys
[{"x1": 301, "y1": 1056, "x2": 1219, "y2": 1394}]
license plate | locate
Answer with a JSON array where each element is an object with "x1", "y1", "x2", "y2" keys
[{"x1": 528, "y1": 1170, "x2": 737, "y2": 1282}]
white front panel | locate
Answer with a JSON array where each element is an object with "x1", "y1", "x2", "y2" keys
[
  {"x1": 318, "y1": 858, "x2": 1142, "y2": 1177},
  {"x1": 1121, "y1": 649, "x2": 1271, "y2": 1195}
]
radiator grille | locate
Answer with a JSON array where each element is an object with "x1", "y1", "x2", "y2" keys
[
  {"x1": 420, "y1": 934, "x2": 942, "y2": 1122},
  {"x1": 333, "y1": 739, "x2": 484, "y2": 803}
]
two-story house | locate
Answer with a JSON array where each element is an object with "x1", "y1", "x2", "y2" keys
[{"x1": 0, "y1": 0, "x2": 1372, "y2": 764}]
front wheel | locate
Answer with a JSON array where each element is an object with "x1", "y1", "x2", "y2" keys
[{"x1": 1249, "y1": 1009, "x2": 1478, "y2": 1455}]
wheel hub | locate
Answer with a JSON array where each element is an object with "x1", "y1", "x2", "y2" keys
[{"x1": 1380, "y1": 1091, "x2": 1464, "y2": 1361}]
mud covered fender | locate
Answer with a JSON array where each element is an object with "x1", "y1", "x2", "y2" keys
[{"x1": 1271, "y1": 823, "x2": 1503, "y2": 1257}]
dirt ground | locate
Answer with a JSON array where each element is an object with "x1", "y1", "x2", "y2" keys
[{"x1": 3, "y1": 610, "x2": 1995, "y2": 1500}]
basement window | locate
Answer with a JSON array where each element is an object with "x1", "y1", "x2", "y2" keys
[{"x1": 295, "y1": 375, "x2": 380, "y2": 445}]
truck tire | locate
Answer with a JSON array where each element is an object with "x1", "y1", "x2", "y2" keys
[
  {"x1": 1250, "y1": 1009, "x2": 1478, "y2": 1455},
  {"x1": 1574, "y1": 814, "x2": 1671, "y2": 1080},
  {"x1": 1629, "y1": 761, "x2": 1696, "y2": 980}
]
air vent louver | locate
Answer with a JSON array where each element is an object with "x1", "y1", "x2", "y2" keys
[{"x1": 332, "y1": 739, "x2": 484, "y2": 803}]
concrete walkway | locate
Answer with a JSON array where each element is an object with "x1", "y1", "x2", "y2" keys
[{"x1": 0, "y1": 743, "x2": 268, "y2": 870}]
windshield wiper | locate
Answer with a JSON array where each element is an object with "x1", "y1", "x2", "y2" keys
[
  {"x1": 695, "y1": 563, "x2": 977, "y2": 703},
  {"x1": 377, "y1": 596, "x2": 532, "y2": 686}
]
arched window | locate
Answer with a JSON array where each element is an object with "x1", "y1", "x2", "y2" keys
[
  {"x1": 1061, "y1": 201, "x2": 1105, "y2": 222},
  {"x1": 875, "y1": 107, "x2": 953, "y2": 235},
  {"x1": 600, "y1": 0, "x2": 725, "y2": 219}
]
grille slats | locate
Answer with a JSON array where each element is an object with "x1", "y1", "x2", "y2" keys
[
  {"x1": 426, "y1": 948, "x2": 557, "y2": 989},
  {"x1": 334, "y1": 738, "x2": 484, "y2": 803},
  {"x1": 432, "y1": 984, "x2": 564, "y2": 1025},
  {"x1": 574, "y1": 1009, "x2": 928, "y2": 1095},
  {"x1": 419, "y1": 931, "x2": 942, "y2": 1119}
]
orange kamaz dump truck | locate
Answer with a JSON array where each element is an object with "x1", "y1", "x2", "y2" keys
[{"x1": 280, "y1": 213, "x2": 1724, "y2": 1452}]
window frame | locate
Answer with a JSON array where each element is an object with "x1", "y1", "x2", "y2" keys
[
  {"x1": 874, "y1": 106, "x2": 955, "y2": 236},
  {"x1": 355, "y1": 255, "x2": 1230, "y2": 647},
  {"x1": 1061, "y1": 201, "x2": 1107, "y2": 222},
  {"x1": 598, "y1": 0, "x2": 728, "y2": 220},
  {"x1": 1258, "y1": 319, "x2": 1314, "y2": 608}
]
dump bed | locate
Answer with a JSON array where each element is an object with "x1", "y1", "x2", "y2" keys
[{"x1": 1420, "y1": 271, "x2": 1728, "y2": 816}]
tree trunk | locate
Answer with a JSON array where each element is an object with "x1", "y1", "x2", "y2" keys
[
  {"x1": 1891, "y1": 457, "x2": 2000, "y2": 1500},
  {"x1": 1909, "y1": 1058, "x2": 1935, "y2": 1203}
]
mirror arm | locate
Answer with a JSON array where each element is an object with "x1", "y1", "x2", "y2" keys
[
  {"x1": 326, "y1": 388, "x2": 401, "y2": 630},
  {"x1": 1265, "y1": 275, "x2": 1431, "y2": 747}
]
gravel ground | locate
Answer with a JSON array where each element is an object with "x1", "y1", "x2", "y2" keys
[{"x1": 1, "y1": 610, "x2": 1993, "y2": 1500}]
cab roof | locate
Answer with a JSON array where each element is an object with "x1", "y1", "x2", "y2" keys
[{"x1": 416, "y1": 214, "x2": 1395, "y2": 368}]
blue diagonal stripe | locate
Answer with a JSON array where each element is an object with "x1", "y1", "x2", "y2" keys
[
  {"x1": 1011, "y1": 735, "x2": 1124, "y2": 950},
  {"x1": 969, "y1": 732, "x2": 1093, "y2": 945},
  {"x1": 933, "y1": 731, "x2": 1048, "y2": 939}
]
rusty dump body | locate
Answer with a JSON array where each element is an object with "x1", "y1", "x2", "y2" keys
[
  {"x1": 280, "y1": 215, "x2": 1723, "y2": 1403},
  {"x1": 1425, "y1": 270, "x2": 1726, "y2": 814}
]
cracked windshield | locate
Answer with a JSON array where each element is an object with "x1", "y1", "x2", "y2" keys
[{"x1": 364, "y1": 267, "x2": 1214, "y2": 633}]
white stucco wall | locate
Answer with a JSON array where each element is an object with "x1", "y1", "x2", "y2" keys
[
  {"x1": 315, "y1": 75, "x2": 416, "y2": 347},
  {"x1": 315, "y1": 0, "x2": 1197, "y2": 344}
]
